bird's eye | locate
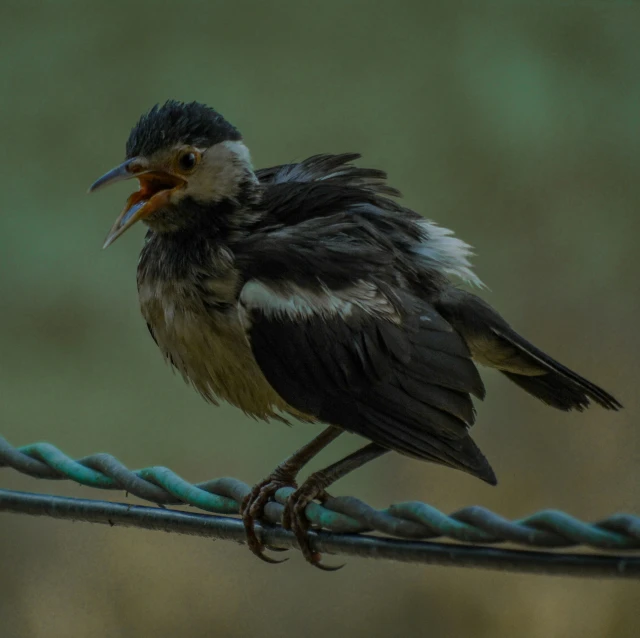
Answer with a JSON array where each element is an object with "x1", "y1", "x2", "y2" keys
[{"x1": 177, "y1": 150, "x2": 199, "y2": 172}]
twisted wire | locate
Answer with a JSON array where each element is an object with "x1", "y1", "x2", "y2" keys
[{"x1": 1, "y1": 436, "x2": 638, "y2": 551}]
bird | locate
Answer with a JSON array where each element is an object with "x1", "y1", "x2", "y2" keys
[{"x1": 89, "y1": 100, "x2": 622, "y2": 569}]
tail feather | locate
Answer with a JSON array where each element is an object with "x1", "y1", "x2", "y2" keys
[
  {"x1": 435, "y1": 289, "x2": 622, "y2": 412},
  {"x1": 493, "y1": 328, "x2": 622, "y2": 411}
]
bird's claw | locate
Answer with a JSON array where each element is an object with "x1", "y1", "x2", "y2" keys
[
  {"x1": 242, "y1": 474, "x2": 344, "y2": 569},
  {"x1": 282, "y1": 480, "x2": 345, "y2": 571},
  {"x1": 241, "y1": 477, "x2": 295, "y2": 563}
]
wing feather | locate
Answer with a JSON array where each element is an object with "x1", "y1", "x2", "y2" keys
[{"x1": 239, "y1": 279, "x2": 496, "y2": 484}]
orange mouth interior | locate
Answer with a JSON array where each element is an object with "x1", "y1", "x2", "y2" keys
[{"x1": 127, "y1": 172, "x2": 185, "y2": 211}]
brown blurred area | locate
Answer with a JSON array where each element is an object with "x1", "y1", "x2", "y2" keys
[{"x1": 1, "y1": 2, "x2": 639, "y2": 637}]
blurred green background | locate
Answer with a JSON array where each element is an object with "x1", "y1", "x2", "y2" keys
[{"x1": 1, "y1": 2, "x2": 639, "y2": 637}]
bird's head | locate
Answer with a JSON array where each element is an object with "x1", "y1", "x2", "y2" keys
[{"x1": 90, "y1": 100, "x2": 255, "y2": 247}]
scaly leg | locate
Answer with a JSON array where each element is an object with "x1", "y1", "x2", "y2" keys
[
  {"x1": 282, "y1": 443, "x2": 389, "y2": 570},
  {"x1": 241, "y1": 425, "x2": 343, "y2": 563}
]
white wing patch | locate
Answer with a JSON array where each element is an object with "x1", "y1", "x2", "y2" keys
[
  {"x1": 240, "y1": 279, "x2": 400, "y2": 322},
  {"x1": 413, "y1": 220, "x2": 485, "y2": 288}
]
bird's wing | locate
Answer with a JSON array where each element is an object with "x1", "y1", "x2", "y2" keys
[{"x1": 238, "y1": 278, "x2": 496, "y2": 484}]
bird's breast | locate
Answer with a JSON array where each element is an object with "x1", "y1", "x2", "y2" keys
[{"x1": 138, "y1": 273, "x2": 305, "y2": 421}]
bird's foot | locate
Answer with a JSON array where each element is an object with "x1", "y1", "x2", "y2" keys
[
  {"x1": 282, "y1": 475, "x2": 345, "y2": 571},
  {"x1": 241, "y1": 474, "x2": 296, "y2": 564}
]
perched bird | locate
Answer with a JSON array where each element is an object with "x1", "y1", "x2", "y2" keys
[{"x1": 90, "y1": 100, "x2": 622, "y2": 569}]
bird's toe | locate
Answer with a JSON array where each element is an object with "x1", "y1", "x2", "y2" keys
[
  {"x1": 283, "y1": 480, "x2": 345, "y2": 571},
  {"x1": 241, "y1": 477, "x2": 296, "y2": 564}
]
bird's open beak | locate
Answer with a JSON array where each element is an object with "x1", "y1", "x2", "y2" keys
[{"x1": 89, "y1": 158, "x2": 186, "y2": 248}]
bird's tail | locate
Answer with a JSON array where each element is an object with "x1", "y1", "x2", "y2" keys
[
  {"x1": 491, "y1": 327, "x2": 622, "y2": 411},
  {"x1": 435, "y1": 289, "x2": 622, "y2": 412}
]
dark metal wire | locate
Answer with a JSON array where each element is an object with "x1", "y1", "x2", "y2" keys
[
  {"x1": 1, "y1": 489, "x2": 639, "y2": 579},
  {"x1": 1, "y1": 436, "x2": 639, "y2": 578}
]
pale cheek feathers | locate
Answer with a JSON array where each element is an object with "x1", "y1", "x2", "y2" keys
[
  {"x1": 412, "y1": 220, "x2": 485, "y2": 289},
  {"x1": 180, "y1": 141, "x2": 255, "y2": 203},
  {"x1": 239, "y1": 280, "x2": 400, "y2": 323}
]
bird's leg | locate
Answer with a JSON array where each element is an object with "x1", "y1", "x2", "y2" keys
[
  {"x1": 282, "y1": 443, "x2": 389, "y2": 570},
  {"x1": 241, "y1": 425, "x2": 343, "y2": 563}
]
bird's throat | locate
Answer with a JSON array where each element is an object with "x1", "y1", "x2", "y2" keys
[{"x1": 142, "y1": 196, "x2": 241, "y2": 236}]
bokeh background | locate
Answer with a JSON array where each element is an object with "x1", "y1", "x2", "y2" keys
[{"x1": 1, "y1": 2, "x2": 639, "y2": 637}]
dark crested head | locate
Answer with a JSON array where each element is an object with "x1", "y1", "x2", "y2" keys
[
  {"x1": 89, "y1": 100, "x2": 256, "y2": 247},
  {"x1": 126, "y1": 100, "x2": 242, "y2": 159}
]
